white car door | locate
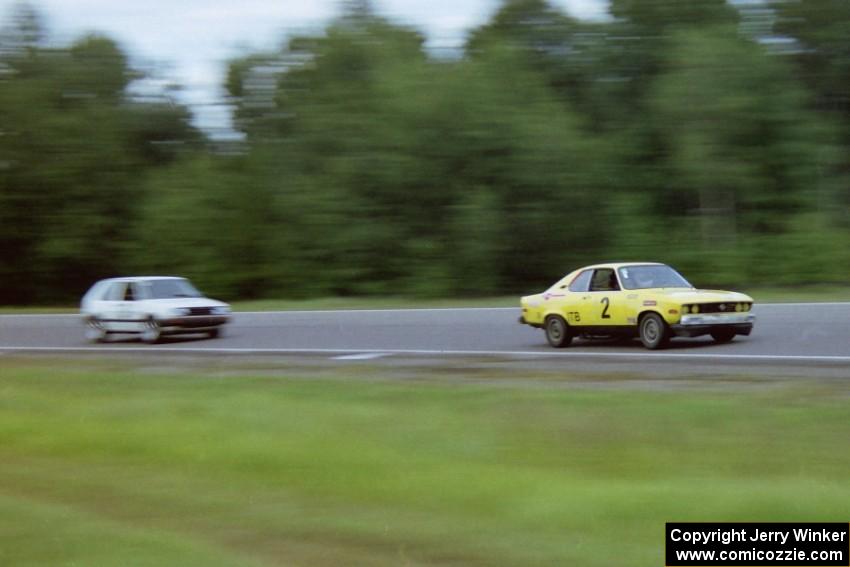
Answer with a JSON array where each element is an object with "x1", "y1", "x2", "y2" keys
[{"x1": 102, "y1": 282, "x2": 140, "y2": 332}]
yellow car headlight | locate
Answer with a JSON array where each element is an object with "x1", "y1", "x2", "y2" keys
[{"x1": 691, "y1": 304, "x2": 699, "y2": 314}]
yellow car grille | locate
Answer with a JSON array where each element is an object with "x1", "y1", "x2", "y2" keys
[{"x1": 695, "y1": 302, "x2": 750, "y2": 314}]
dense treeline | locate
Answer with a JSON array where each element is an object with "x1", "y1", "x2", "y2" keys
[
  {"x1": 1, "y1": 0, "x2": 849, "y2": 304},
  {"x1": 0, "y1": 5, "x2": 201, "y2": 303}
]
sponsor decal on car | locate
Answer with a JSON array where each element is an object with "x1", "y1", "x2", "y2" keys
[{"x1": 643, "y1": 300, "x2": 657, "y2": 306}]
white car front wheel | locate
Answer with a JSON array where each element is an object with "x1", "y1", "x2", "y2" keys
[{"x1": 141, "y1": 317, "x2": 162, "y2": 344}]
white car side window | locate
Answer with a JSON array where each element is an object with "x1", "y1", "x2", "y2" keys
[
  {"x1": 124, "y1": 284, "x2": 137, "y2": 301},
  {"x1": 135, "y1": 281, "x2": 152, "y2": 300},
  {"x1": 105, "y1": 282, "x2": 126, "y2": 302},
  {"x1": 83, "y1": 281, "x2": 109, "y2": 302}
]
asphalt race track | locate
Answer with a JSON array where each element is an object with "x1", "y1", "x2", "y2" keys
[{"x1": 1, "y1": 303, "x2": 849, "y2": 374}]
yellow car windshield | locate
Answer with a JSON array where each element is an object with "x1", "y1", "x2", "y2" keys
[{"x1": 618, "y1": 265, "x2": 693, "y2": 290}]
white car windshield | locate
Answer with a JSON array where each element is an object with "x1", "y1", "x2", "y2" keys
[
  {"x1": 142, "y1": 279, "x2": 203, "y2": 299},
  {"x1": 618, "y1": 265, "x2": 693, "y2": 290}
]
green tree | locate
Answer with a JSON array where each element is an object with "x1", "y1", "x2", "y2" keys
[
  {"x1": 770, "y1": 0, "x2": 850, "y2": 222},
  {"x1": 648, "y1": 27, "x2": 835, "y2": 283},
  {"x1": 0, "y1": 6, "x2": 200, "y2": 303},
  {"x1": 466, "y1": 0, "x2": 615, "y2": 130},
  {"x1": 223, "y1": 6, "x2": 604, "y2": 296},
  {"x1": 134, "y1": 154, "x2": 279, "y2": 299},
  {"x1": 771, "y1": 0, "x2": 850, "y2": 120}
]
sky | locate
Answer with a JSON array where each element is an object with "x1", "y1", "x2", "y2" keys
[{"x1": 0, "y1": 0, "x2": 608, "y2": 135}]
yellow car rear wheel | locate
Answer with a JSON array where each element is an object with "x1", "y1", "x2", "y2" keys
[{"x1": 545, "y1": 315, "x2": 572, "y2": 348}]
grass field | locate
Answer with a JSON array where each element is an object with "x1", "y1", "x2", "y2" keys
[{"x1": 1, "y1": 358, "x2": 849, "y2": 566}]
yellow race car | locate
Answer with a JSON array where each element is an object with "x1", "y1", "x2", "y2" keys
[{"x1": 519, "y1": 262, "x2": 755, "y2": 349}]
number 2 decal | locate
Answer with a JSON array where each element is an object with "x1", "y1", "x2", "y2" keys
[{"x1": 601, "y1": 297, "x2": 611, "y2": 319}]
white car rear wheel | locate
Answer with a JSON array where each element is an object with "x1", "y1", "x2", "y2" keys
[{"x1": 84, "y1": 318, "x2": 107, "y2": 343}]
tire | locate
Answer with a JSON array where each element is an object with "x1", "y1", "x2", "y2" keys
[
  {"x1": 141, "y1": 317, "x2": 162, "y2": 344},
  {"x1": 639, "y1": 313, "x2": 670, "y2": 350},
  {"x1": 710, "y1": 328, "x2": 735, "y2": 344},
  {"x1": 545, "y1": 315, "x2": 572, "y2": 348},
  {"x1": 84, "y1": 317, "x2": 107, "y2": 343}
]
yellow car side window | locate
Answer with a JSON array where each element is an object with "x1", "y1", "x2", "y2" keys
[
  {"x1": 569, "y1": 270, "x2": 593, "y2": 292},
  {"x1": 589, "y1": 269, "x2": 620, "y2": 292}
]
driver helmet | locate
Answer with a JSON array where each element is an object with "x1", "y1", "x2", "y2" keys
[{"x1": 635, "y1": 271, "x2": 655, "y2": 288}]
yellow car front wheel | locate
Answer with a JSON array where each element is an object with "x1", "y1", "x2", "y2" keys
[
  {"x1": 711, "y1": 329, "x2": 735, "y2": 343},
  {"x1": 639, "y1": 313, "x2": 670, "y2": 350}
]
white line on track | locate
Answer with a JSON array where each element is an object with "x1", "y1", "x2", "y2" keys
[
  {"x1": 752, "y1": 302, "x2": 850, "y2": 307},
  {"x1": 332, "y1": 352, "x2": 392, "y2": 360},
  {"x1": 2, "y1": 346, "x2": 850, "y2": 363}
]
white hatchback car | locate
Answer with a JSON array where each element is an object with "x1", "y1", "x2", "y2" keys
[{"x1": 80, "y1": 276, "x2": 231, "y2": 343}]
